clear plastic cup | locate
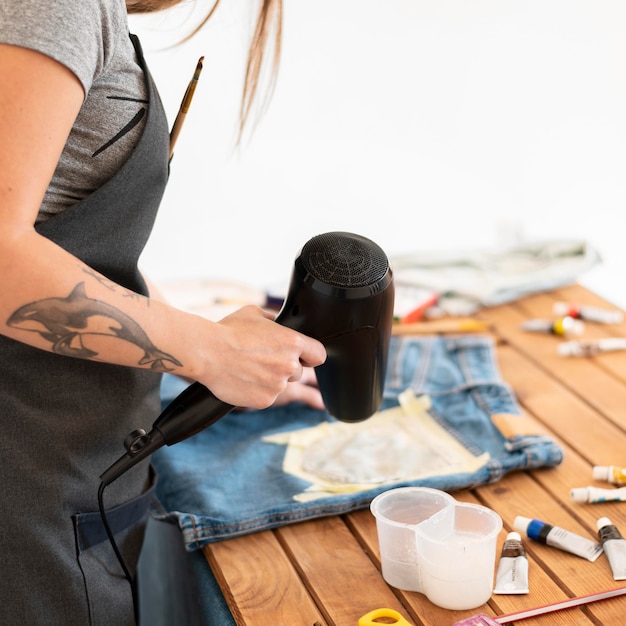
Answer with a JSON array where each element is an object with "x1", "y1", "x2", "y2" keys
[{"x1": 370, "y1": 487, "x2": 502, "y2": 610}]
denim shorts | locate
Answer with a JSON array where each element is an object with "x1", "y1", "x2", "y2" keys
[{"x1": 153, "y1": 335, "x2": 562, "y2": 551}]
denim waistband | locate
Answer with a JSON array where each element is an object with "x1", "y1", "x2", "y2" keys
[{"x1": 152, "y1": 336, "x2": 563, "y2": 551}]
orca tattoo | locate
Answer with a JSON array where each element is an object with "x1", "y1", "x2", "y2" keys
[{"x1": 7, "y1": 282, "x2": 182, "y2": 371}]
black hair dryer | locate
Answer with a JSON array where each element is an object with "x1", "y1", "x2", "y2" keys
[
  {"x1": 276, "y1": 231, "x2": 394, "y2": 420},
  {"x1": 101, "y1": 231, "x2": 394, "y2": 485}
]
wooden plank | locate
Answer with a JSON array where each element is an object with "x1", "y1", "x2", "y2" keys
[
  {"x1": 495, "y1": 344, "x2": 626, "y2": 522},
  {"x1": 275, "y1": 516, "x2": 410, "y2": 626},
  {"x1": 516, "y1": 288, "x2": 626, "y2": 432},
  {"x1": 495, "y1": 343, "x2": 626, "y2": 466},
  {"x1": 203, "y1": 531, "x2": 327, "y2": 626},
  {"x1": 553, "y1": 284, "x2": 626, "y2": 384},
  {"x1": 479, "y1": 301, "x2": 626, "y2": 443}
]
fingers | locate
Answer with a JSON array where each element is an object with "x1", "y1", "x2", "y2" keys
[
  {"x1": 286, "y1": 335, "x2": 325, "y2": 383},
  {"x1": 287, "y1": 360, "x2": 304, "y2": 383},
  {"x1": 272, "y1": 379, "x2": 325, "y2": 410},
  {"x1": 297, "y1": 335, "x2": 326, "y2": 369},
  {"x1": 205, "y1": 305, "x2": 327, "y2": 409},
  {"x1": 300, "y1": 367, "x2": 319, "y2": 387}
]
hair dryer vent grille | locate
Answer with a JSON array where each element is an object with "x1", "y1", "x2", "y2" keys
[{"x1": 301, "y1": 232, "x2": 388, "y2": 288}]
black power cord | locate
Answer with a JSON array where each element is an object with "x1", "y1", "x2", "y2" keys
[{"x1": 97, "y1": 481, "x2": 139, "y2": 625}]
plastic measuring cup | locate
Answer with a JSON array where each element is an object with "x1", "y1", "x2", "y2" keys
[{"x1": 370, "y1": 487, "x2": 502, "y2": 610}]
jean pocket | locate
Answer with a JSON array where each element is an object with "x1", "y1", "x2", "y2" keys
[{"x1": 72, "y1": 468, "x2": 157, "y2": 626}]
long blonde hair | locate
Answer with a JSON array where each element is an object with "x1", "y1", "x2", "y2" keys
[{"x1": 127, "y1": 0, "x2": 282, "y2": 139}]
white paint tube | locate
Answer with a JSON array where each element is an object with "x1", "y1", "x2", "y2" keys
[
  {"x1": 571, "y1": 486, "x2": 626, "y2": 504},
  {"x1": 553, "y1": 302, "x2": 624, "y2": 324},
  {"x1": 597, "y1": 518, "x2": 626, "y2": 581},
  {"x1": 493, "y1": 531, "x2": 529, "y2": 595}
]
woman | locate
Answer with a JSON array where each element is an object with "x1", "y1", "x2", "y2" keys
[{"x1": 0, "y1": 1, "x2": 326, "y2": 624}]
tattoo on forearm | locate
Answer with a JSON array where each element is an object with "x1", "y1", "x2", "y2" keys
[
  {"x1": 81, "y1": 267, "x2": 143, "y2": 302},
  {"x1": 7, "y1": 282, "x2": 182, "y2": 371}
]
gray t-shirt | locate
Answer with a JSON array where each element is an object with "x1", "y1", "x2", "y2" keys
[{"x1": 0, "y1": 0, "x2": 149, "y2": 221}]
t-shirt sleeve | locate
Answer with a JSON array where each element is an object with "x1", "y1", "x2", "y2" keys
[{"x1": 0, "y1": 0, "x2": 123, "y2": 95}]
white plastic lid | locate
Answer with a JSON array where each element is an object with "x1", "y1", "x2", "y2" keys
[
  {"x1": 557, "y1": 342, "x2": 578, "y2": 357},
  {"x1": 570, "y1": 487, "x2": 590, "y2": 503},
  {"x1": 506, "y1": 531, "x2": 522, "y2": 542},
  {"x1": 513, "y1": 516, "x2": 532, "y2": 534},
  {"x1": 592, "y1": 466, "x2": 610, "y2": 481},
  {"x1": 563, "y1": 317, "x2": 585, "y2": 336},
  {"x1": 597, "y1": 517, "x2": 612, "y2": 530}
]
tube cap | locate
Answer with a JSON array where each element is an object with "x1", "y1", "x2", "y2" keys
[
  {"x1": 570, "y1": 487, "x2": 590, "y2": 503},
  {"x1": 597, "y1": 517, "x2": 613, "y2": 530},
  {"x1": 506, "y1": 531, "x2": 522, "y2": 542},
  {"x1": 557, "y1": 342, "x2": 575, "y2": 357},
  {"x1": 561, "y1": 317, "x2": 585, "y2": 336},
  {"x1": 513, "y1": 516, "x2": 532, "y2": 534},
  {"x1": 593, "y1": 466, "x2": 610, "y2": 481}
]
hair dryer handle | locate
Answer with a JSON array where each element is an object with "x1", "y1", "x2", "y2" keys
[
  {"x1": 151, "y1": 381, "x2": 234, "y2": 445},
  {"x1": 100, "y1": 382, "x2": 233, "y2": 485}
]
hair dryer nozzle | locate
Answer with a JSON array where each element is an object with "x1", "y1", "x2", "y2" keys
[{"x1": 276, "y1": 231, "x2": 394, "y2": 422}]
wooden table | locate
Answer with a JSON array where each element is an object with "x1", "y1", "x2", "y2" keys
[{"x1": 202, "y1": 283, "x2": 626, "y2": 626}]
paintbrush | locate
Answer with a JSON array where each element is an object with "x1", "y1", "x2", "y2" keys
[{"x1": 169, "y1": 55, "x2": 204, "y2": 160}]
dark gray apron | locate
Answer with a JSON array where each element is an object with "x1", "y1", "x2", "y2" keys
[{"x1": 0, "y1": 35, "x2": 169, "y2": 625}]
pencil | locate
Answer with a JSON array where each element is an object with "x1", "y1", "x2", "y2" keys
[
  {"x1": 392, "y1": 318, "x2": 489, "y2": 335},
  {"x1": 169, "y1": 55, "x2": 204, "y2": 160}
]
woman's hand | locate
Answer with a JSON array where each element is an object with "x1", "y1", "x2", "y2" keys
[
  {"x1": 271, "y1": 367, "x2": 325, "y2": 410},
  {"x1": 194, "y1": 305, "x2": 327, "y2": 410}
]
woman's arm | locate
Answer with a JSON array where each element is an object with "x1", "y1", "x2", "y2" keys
[{"x1": 0, "y1": 44, "x2": 326, "y2": 409}]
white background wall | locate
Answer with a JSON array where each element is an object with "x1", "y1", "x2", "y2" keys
[{"x1": 130, "y1": 1, "x2": 626, "y2": 307}]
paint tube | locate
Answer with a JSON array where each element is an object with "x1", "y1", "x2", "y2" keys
[
  {"x1": 558, "y1": 338, "x2": 626, "y2": 357},
  {"x1": 520, "y1": 316, "x2": 584, "y2": 337},
  {"x1": 514, "y1": 516, "x2": 603, "y2": 562},
  {"x1": 493, "y1": 531, "x2": 529, "y2": 595},
  {"x1": 570, "y1": 486, "x2": 626, "y2": 504},
  {"x1": 593, "y1": 465, "x2": 626, "y2": 486},
  {"x1": 553, "y1": 302, "x2": 624, "y2": 324},
  {"x1": 597, "y1": 517, "x2": 626, "y2": 580}
]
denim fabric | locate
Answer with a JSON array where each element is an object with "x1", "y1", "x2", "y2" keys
[{"x1": 153, "y1": 335, "x2": 563, "y2": 551}]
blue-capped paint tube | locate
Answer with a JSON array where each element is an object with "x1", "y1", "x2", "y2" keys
[
  {"x1": 598, "y1": 517, "x2": 626, "y2": 580},
  {"x1": 514, "y1": 516, "x2": 603, "y2": 562}
]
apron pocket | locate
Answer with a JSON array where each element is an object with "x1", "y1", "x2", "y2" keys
[{"x1": 72, "y1": 468, "x2": 157, "y2": 626}]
